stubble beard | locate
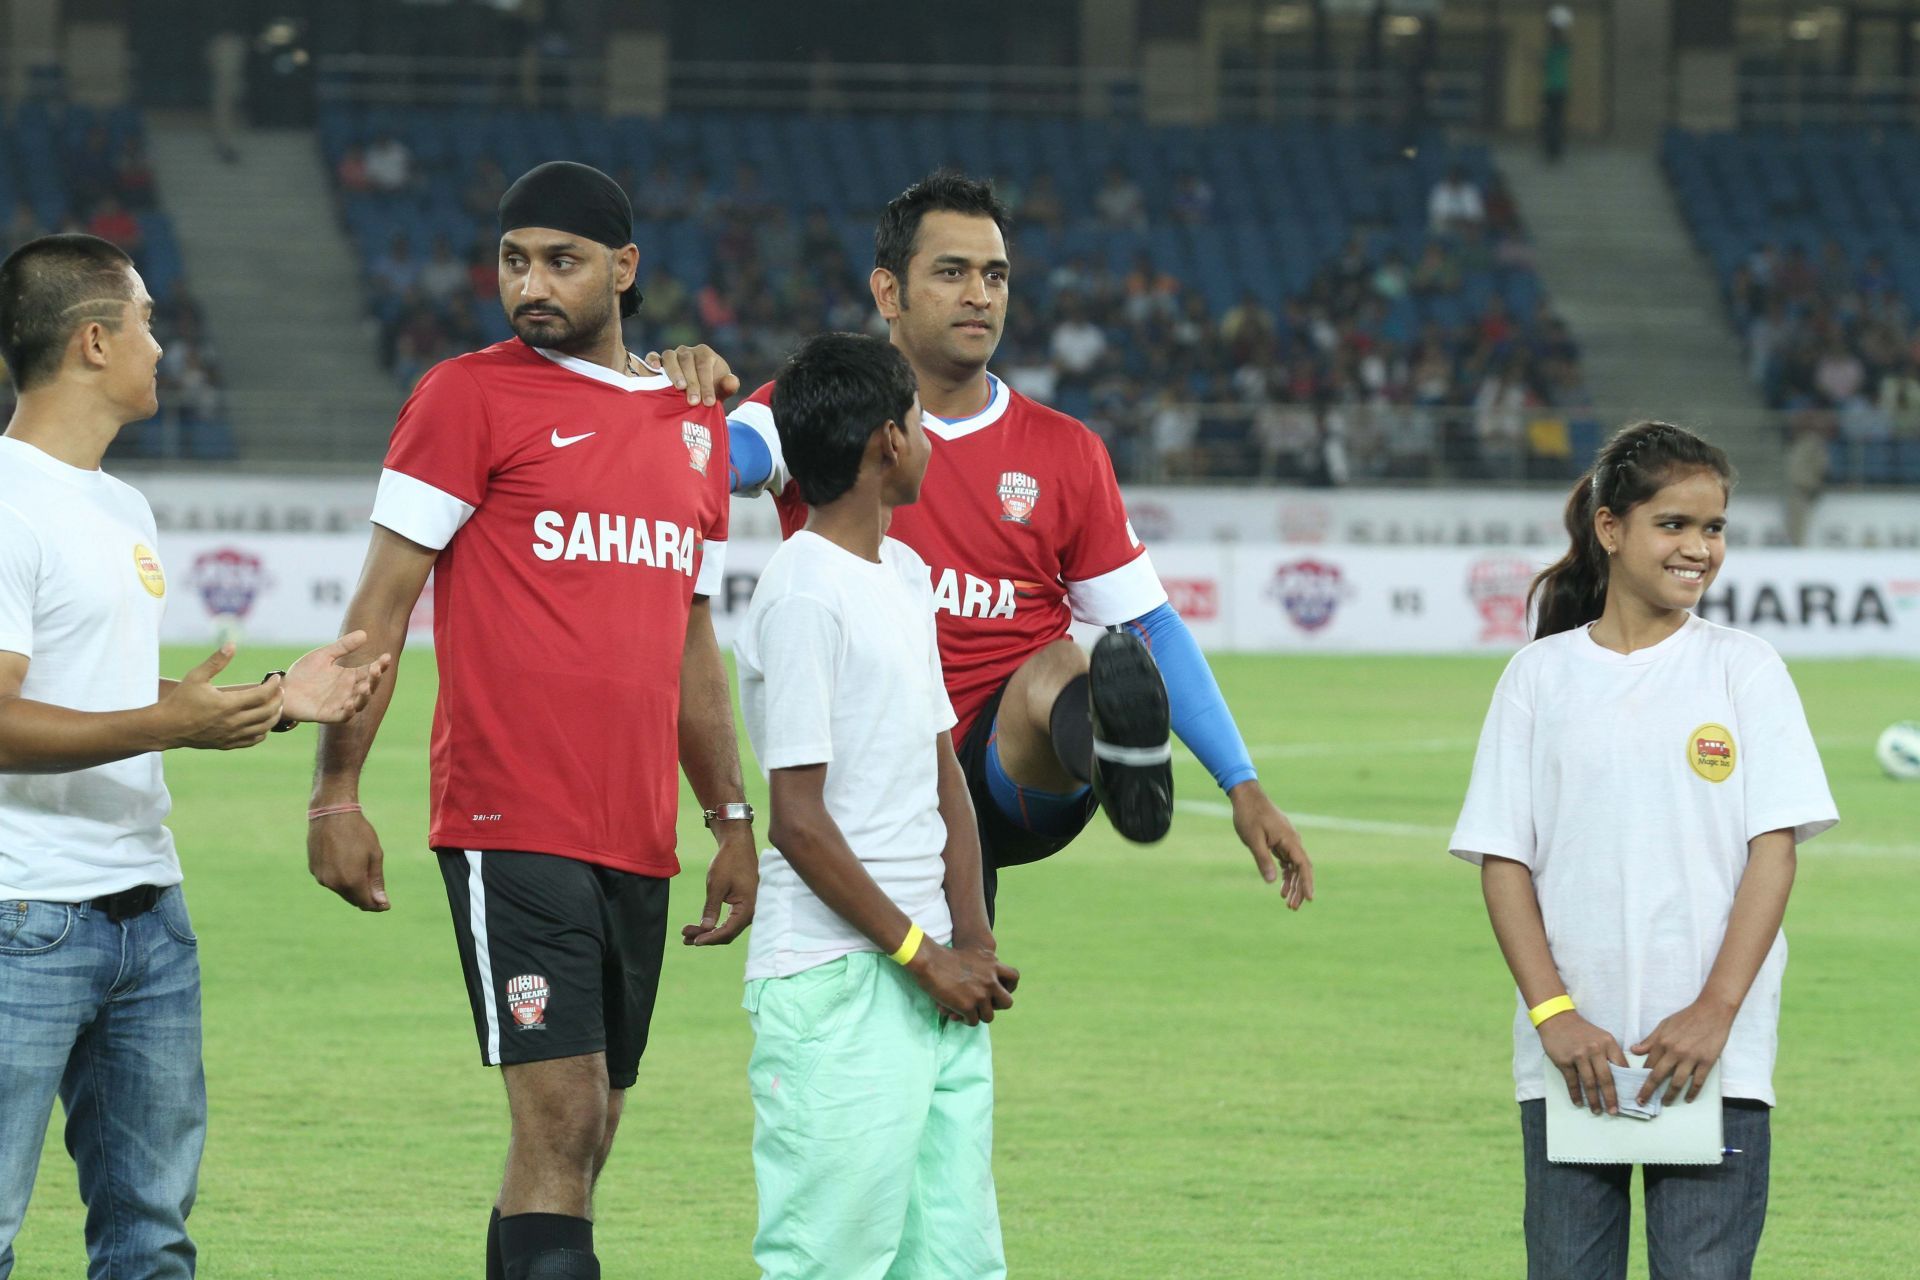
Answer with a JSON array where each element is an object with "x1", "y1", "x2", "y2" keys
[{"x1": 509, "y1": 290, "x2": 616, "y2": 356}]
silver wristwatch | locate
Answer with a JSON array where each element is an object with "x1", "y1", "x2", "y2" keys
[{"x1": 703, "y1": 801, "x2": 755, "y2": 828}]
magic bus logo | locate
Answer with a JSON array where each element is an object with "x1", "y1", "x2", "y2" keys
[
  {"x1": 1269, "y1": 558, "x2": 1349, "y2": 632},
  {"x1": 188, "y1": 547, "x2": 269, "y2": 619},
  {"x1": 1688, "y1": 723, "x2": 1736, "y2": 783}
]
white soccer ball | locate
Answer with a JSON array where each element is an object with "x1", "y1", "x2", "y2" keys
[{"x1": 1876, "y1": 722, "x2": 1920, "y2": 780}]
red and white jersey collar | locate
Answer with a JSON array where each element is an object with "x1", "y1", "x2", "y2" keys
[
  {"x1": 922, "y1": 373, "x2": 1010, "y2": 441},
  {"x1": 531, "y1": 345, "x2": 674, "y2": 393}
]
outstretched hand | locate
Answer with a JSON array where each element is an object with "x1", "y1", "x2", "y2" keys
[
  {"x1": 1228, "y1": 779, "x2": 1314, "y2": 908},
  {"x1": 281, "y1": 631, "x2": 392, "y2": 726},
  {"x1": 163, "y1": 643, "x2": 283, "y2": 750}
]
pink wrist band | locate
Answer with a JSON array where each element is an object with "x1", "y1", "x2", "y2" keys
[{"x1": 307, "y1": 803, "x2": 363, "y2": 821}]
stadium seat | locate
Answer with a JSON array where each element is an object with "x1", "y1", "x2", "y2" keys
[{"x1": 311, "y1": 106, "x2": 1583, "y2": 473}]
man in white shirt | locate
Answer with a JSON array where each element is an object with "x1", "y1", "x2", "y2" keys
[
  {"x1": 0, "y1": 234, "x2": 386, "y2": 1280},
  {"x1": 1049, "y1": 296, "x2": 1108, "y2": 381},
  {"x1": 364, "y1": 133, "x2": 415, "y2": 193},
  {"x1": 1094, "y1": 165, "x2": 1148, "y2": 231},
  {"x1": 1428, "y1": 165, "x2": 1486, "y2": 236},
  {"x1": 735, "y1": 333, "x2": 1017, "y2": 1277}
]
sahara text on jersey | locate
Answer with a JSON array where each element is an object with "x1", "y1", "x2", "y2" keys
[
  {"x1": 531, "y1": 510, "x2": 699, "y2": 575},
  {"x1": 929, "y1": 565, "x2": 1028, "y2": 620}
]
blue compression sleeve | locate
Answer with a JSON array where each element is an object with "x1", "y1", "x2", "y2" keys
[
  {"x1": 727, "y1": 419, "x2": 773, "y2": 494},
  {"x1": 1121, "y1": 602, "x2": 1258, "y2": 793}
]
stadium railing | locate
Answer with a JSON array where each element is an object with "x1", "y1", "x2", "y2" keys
[
  {"x1": 1738, "y1": 71, "x2": 1920, "y2": 129},
  {"x1": 314, "y1": 54, "x2": 607, "y2": 112},
  {"x1": 1132, "y1": 402, "x2": 1917, "y2": 488},
  {"x1": 78, "y1": 389, "x2": 1908, "y2": 488},
  {"x1": 315, "y1": 55, "x2": 1485, "y2": 125}
]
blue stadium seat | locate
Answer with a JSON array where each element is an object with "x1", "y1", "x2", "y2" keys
[{"x1": 300, "y1": 104, "x2": 1587, "y2": 470}]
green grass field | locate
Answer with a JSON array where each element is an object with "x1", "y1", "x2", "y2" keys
[{"x1": 15, "y1": 650, "x2": 1919, "y2": 1278}]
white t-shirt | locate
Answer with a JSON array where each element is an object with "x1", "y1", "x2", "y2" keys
[
  {"x1": 1450, "y1": 614, "x2": 1837, "y2": 1105},
  {"x1": 1050, "y1": 321, "x2": 1108, "y2": 375},
  {"x1": 736, "y1": 532, "x2": 957, "y2": 980},
  {"x1": 1428, "y1": 179, "x2": 1485, "y2": 231},
  {"x1": 0, "y1": 437, "x2": 180, "y2": 900}
]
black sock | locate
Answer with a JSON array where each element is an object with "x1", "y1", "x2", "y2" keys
[
  {"x1": 499, "y1": 1213, "x2": 596, "y2": 1280},
  {"x1": 487, "y1": 1208, "x2": 504, "y2": 1280},
  {"x1": 1048, "y1": 674, "x2": 1093, "y2": 783}
]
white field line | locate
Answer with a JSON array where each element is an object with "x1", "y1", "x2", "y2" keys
[
  {"x1": 1173, "y1": 801, "x2": 1918, "y2": 856},
  {"x1": 1183, "y1": 735, "x2": 1887, "y2": 764},
  {"x1": 1175, "y1": 799, "x2": 1448, "y2": 839},
  {"x1": 1235, "y1": 736, "x2": 1477, "y2": 760}
]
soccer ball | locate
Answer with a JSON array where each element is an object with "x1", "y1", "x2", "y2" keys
[{"x1": 1876, "y1": 722, "x2": 1920, "y2": 780}]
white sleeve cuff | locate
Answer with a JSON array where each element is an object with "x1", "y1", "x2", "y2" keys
[
  {"x1": 728, "y1": 401, "x2": 790, "y2": 494},
  {"x1": 1448, "y1": 838, "x2": 1533, "y2": 868},
  {"x1": 370, "y1": 468, "x2": 474, "y2": 551},
  {"x1": 758, "y1": 743, "x2": 834, "y2": 769},
  {"x1": 1066, "y1": 552, "x2": 1168, "y2": 626},
  {"x1": 695, "y1": 538, "x2": 728, "y2": 596}
]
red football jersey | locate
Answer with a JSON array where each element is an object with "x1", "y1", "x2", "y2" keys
[
  {"x1": 372, "y1": 341, "x2": 729, "y2": 876},
  {"x1": 730, "y1": 374, "x2": 1164, "y2": 738}
]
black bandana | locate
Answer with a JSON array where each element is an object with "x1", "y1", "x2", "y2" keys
[{"x1": 498, "y1": 161, "x2": 641, "y2": 316}]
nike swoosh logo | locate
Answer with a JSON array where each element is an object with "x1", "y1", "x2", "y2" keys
[{"x1": 551, "y1": 430, "x2": 596, "y2": 448}]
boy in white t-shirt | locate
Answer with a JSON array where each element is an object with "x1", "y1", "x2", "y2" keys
[
  {"x1": 736, "y1": 332, "x2": 1018, "y2": 1279},
  {"x1": 0, "y1": 235, "x2": 387, "y2": 1278},
  {"x1": 1452, "y1": 421, "x2": 1837, "y2": 1280}
]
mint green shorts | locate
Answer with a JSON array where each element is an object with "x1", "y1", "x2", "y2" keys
[{"x1": 744, "y1": 950, "x2": 1005, "y2": 1280}]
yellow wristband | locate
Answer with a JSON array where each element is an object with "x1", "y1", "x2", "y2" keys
[
  {"x1": 889, "y1": 923, "x2": 925, "y2": 967},
  {"x1": 1529, "y1": 994, "x2": 1576, "y2": 1027}
]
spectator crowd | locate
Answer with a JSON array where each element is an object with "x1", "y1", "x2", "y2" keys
[
  {"x1": 340, "y1": 135, "x2": 1592, "y2": 483},
  {"x1": 1, "y1": 105, "x2": 231, "y2": 458},
  {"x1": 1732, "y1": 238, "x2": 1920, "y2": 451}
]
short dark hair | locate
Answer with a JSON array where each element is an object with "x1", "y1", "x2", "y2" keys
[
  {"x1": 771, "y1": 333, "x2": 918, "y2": 507},
  {"x1": 0, "y1": 234, "x2": 135, "y2": 392},
  {"x1": 873, "y1": 169, "x2": 1010, "y2": 282}
]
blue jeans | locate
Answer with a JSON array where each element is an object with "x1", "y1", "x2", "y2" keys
[
  {"x1": 1520, "y1": 1099, "x2": 1771, "y2": 1280},
  {"x1": 0, "y1": 886, "x2": 206, "y2": 1280}
]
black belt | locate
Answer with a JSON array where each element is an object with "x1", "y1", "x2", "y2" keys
[{"x1": 88, "y1": 884, "x2": 163, "y2": 922}]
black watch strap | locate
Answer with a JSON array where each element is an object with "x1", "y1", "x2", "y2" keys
[{"x1": 263, "y1": 670, "x2": 297, "y2": 732}]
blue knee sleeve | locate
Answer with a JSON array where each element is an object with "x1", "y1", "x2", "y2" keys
[{"x1": 985, "y1": 724, "x2": 1091, "y2": 836}]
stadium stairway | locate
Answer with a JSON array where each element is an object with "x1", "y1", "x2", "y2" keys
[
  {"x1": 1495, "y1": 143, "x2": 1778, "y2": 486},
  {"x1": 146, "y1": 117, "x2": 401, "y2": 462}
]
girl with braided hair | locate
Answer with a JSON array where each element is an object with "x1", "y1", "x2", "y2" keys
[{"x1": 1449, "y1": 421, "x2": 1838, "y2": 1279}]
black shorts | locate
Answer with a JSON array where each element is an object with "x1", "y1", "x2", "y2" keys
[
  {"x1": 956, "y1": 676, "x2": 1100, "y2": 916},
  {"x1": 437, "y1": 849, "x2": 669, "y2": 1091}
]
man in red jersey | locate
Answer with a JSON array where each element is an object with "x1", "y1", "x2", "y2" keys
[
  {"x1": 723, "y1": 171, "x2": 1314, "y2": 920},
  {"x1": 306, "y1": 162, "x2": 757, "y2": 1280}
]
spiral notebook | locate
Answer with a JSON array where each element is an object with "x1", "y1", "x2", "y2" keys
[{"x1": 1542, "y1": 1052, "x2": 1724, "y2": 1165}]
